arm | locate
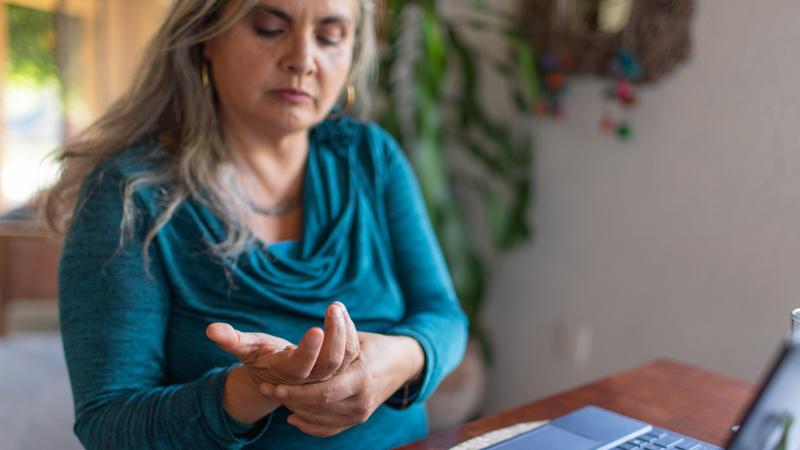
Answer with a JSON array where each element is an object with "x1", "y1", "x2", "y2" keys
[
  {"x1": 379, "y1": 132, "x2": 470, "y2": 405},
  {"x1": 59, "y1": 163, "x2": 275, "y2": 450}
]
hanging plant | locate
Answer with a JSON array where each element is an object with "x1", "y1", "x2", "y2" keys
[{"x1": 378, "y1": 0, "x2": 540, "y2": 363}]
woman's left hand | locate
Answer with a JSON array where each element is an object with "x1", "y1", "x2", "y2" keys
[
  {"x1": 207, "y1": 302, "x2": 360, "y2": 387},
  {"x1": 260, "y1": 332, "x2": 425, "y2": 437}
]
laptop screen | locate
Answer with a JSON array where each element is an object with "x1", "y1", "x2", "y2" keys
[{"x1": 727, "y1": 341, "x2": 800, "y2": 450}]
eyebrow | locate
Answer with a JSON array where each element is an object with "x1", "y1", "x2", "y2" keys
[{"x1": 253, "y1": 5, "x2": 353, "y2": 26}]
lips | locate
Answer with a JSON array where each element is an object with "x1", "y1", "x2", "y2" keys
[{"x1": 272, "y1": 88, "x2": 312, "y2": 103}]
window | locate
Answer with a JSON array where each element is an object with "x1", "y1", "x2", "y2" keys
[{"x1": 0, "y1": 0, "x2": 170, "y2": 212}]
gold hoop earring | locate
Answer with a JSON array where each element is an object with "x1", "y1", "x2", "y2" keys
[
  {"x1": 344, "y1": 84, "x2": 356, "y2": 111},
  {"x1": 201, "y1": 64, "x2": 211, "y2": 93},
  {"x1": 331, "y1": 85, "x2": 356, "y2": 119}
]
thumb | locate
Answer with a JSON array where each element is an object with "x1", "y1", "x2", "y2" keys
[
  {"x1": 206, "y1": 322, "x2": 278, "y2": 359},
  {"x1": 206, "y1": 323, "x2": 240, "y2": 353}
]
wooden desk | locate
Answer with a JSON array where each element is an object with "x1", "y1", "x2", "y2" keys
[
  {"x1": 400, "y1": 359, "x2": 757, "y2": 450},
  {"x1": 0, "y1": 221, "x2": 61, "y2": 336}
]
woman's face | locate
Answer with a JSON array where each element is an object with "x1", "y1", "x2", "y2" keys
[{"x1": 204, "y1": 0, "x2": 357, "y2": 138}]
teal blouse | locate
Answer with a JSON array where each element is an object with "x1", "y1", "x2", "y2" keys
[{"x1": 59, "y1": 118, "x2": 468, "y2": 450}]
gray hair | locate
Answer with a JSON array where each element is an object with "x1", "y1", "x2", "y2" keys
[{"x1": 45, "y1": 0, "x2": 378, "y2": 264}]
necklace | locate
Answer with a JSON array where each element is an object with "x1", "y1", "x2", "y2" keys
[{"x1": 242, "y1": 193, "x2": 301, "y2": 217}]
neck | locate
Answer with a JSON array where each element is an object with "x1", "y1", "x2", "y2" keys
[{"x1": 223, "y1": 121, "x2": 309, "y2": 205}]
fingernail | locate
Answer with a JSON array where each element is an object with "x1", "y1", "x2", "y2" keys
[
  {"x1": 330, "y1": 304, "x2": 342, "y2": 318},
  {"x1": 260, "y1": 384, "x2": 273, "y2": 397},
  {"x1": 275, "y1": 386, "x2": 288, "y2": 398},
  {"x1": 308, "y1": 329, "x2": 323, "y2": 346}
]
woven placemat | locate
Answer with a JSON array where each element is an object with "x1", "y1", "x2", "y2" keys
[{"x1": 448, "y1": 420, "x2": 549, "y2": 450}]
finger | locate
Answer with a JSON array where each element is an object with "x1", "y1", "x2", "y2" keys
[
  {"x1": 288, "y1": 409, "x2": 353, "y2": 429},
  {"x1": 206, "y1": 323, "x2": 287, "y2": 360},
  {"x1": 275, "y1": 362, "x2": 362, "y2": 405},
  {"x1": 287, "y1": 414, "x2": 346, "y2": 438},
  {"x1": 339, "y1": 303, "x2": 360, "y2": 369},
  {"x1": 269, "y1": 384, "x2": 371, "y2": 428},
  {"x1": 284, "y1": 327, "x2": 324, "y2": 379},
  {"x1": 309, "y1": 303, "x2": 347, "y2": 379},
  {"x1": 261, "y1": 382, "x2": 359, "y2": 421}
]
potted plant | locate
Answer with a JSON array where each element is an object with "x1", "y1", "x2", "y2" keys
[{"x1": 377, "y1": 0, "x2": 540, "y2": 429}]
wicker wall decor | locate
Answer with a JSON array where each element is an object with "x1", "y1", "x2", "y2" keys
[{"x1": 522, "y1": 0, "x2": 695, "y2": 83}]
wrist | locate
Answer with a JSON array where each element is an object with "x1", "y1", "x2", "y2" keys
[
  {"x1": 382, "y1": 335, "x2": 425, "y2": 408},
  {"x1": 223, "y1": 364, "x2": 280, "y2": 424},
  {"x1": 387, "y1": 335, "x2": 425, "y2": 388}
]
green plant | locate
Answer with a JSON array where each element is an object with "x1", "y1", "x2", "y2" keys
[
  {"x1": 7, "y1": 4, "x2": 59, "y2": 86},
  {"x1": 378, "y1": 0, "x2": 540, "y2": 363}
]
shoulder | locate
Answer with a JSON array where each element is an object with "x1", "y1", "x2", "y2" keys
[
  {"x1": 312, "y1": 117, "x2": 408, "y2": 178},
  {"x1": 92, "y1": 137, "x2": 166, "y2": 180},
  {"x1": 79, "y1": 137, "x2": 169, "y2": 213},
  {"x1": 361, "y1": 121, "x2": 406, "y2": 165}
]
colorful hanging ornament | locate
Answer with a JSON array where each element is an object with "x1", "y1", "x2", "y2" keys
[
  {"x1": 599, "y1": 50, "x2": 643, "y2": 141},
  {"x1": 616, "y1": 121, "x2": 633, "y2": 140},
  {"x1": 534, "y1": 99, "x2": 550, "y2": 117},
  {"x1": 534, "y1": 51, "x2": 573, "y2": 120},
  {"x1": 600, "y1": 113, "x2": 615, "y2": 135},
  {"x1": 532, "y1": 49, "x2": 645, "y2": 141}
]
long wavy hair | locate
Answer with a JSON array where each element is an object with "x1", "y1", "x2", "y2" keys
[{"x1": 44, "y1": 0, "x2": 378, "y2": 263}]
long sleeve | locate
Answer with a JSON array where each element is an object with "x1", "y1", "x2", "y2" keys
[
  {"x1": 59, "y1": 162, "x2": 269, "y2": 450},
  {"x1": 379, "y1": 134, "x2": 469, "y2": 405}
]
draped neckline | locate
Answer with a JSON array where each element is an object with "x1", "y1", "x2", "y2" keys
[
  {"x1": 252, "y1": 116, "x2": 360, "y2": 254},
  {"x1": 197, "y1": 116, "x2": 374, "y2": 303}
]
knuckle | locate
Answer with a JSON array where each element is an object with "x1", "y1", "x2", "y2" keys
[
  {"x1": 322, "y1": 386, "x2": 338, "y2": 404},
  {"x1": 354, "y1": 402, "x2": 371, "y2": 419},
  {"x1": 342, "y1": 353, "x2": 357, "y2": 367},
  {"x1": 345, "y1": 340, "x2": 359, "y2": 356},
  {"x1": 315, "y1": 360, "x2": 337, "y2": 375},
  {"x1": 306, "y1": 402, "x2": 322, "y2": 415}
]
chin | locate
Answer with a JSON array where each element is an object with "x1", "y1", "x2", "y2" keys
[{"x1": 267, "y1": 110, "x2": 320, "y2": 135}]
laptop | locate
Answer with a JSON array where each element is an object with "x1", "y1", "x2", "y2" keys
[{"x1": 486, "y1": 338, "x2": 800, "y2": 450}]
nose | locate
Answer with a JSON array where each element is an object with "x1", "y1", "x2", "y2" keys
[{"x1": 280, "y1": 33, "x2": 316, "y2": 77}]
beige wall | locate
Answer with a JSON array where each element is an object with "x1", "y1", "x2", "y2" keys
[
  {"x1": 73, "y1": 0, "x2": 170, "y2": 117},
  {"x1": 94, "y1": 0, "x2": 170, "y2": 111},
  {"x1": 478, "y1": 0, "x2": 800, "y2": 413}
]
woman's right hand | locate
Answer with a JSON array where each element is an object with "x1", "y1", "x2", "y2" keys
[{"x1": 206, "y1": 301, "x2": 360, "y2": 387}]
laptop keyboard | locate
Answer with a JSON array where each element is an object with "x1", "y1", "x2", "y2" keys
[{"x1": 614, "y1": 428, "x2": 715, "y2": 450}]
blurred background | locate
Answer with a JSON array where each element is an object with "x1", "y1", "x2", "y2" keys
[
  {"x1": 2, "y1": 0, "x2": 800, "y2": 448},
  {"x1": 0, "y1": 2, "x2": 172, "y2": 449}
]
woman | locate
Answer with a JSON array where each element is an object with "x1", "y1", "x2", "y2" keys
[{"x1": 45, "y1": 0, "x2": 468, "y2": 449}]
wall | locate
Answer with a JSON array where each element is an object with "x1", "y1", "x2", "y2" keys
[
  {"x1": 480, "y1": 0, "x2": 800, "y2": 413},
  {"x1": 79, "y1": 0, "x2": 171, "y2": 117}
]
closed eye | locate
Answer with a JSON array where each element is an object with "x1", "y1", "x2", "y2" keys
[
  {"x1": 254, "y1": 26, "x2": 284, "y2": 38},
  {"x1": 317, "y1": 36, "x2": 340, "y2": 46},
  {"x1": 317, "y1": 24, "x2": 345, "y2": 46}
]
